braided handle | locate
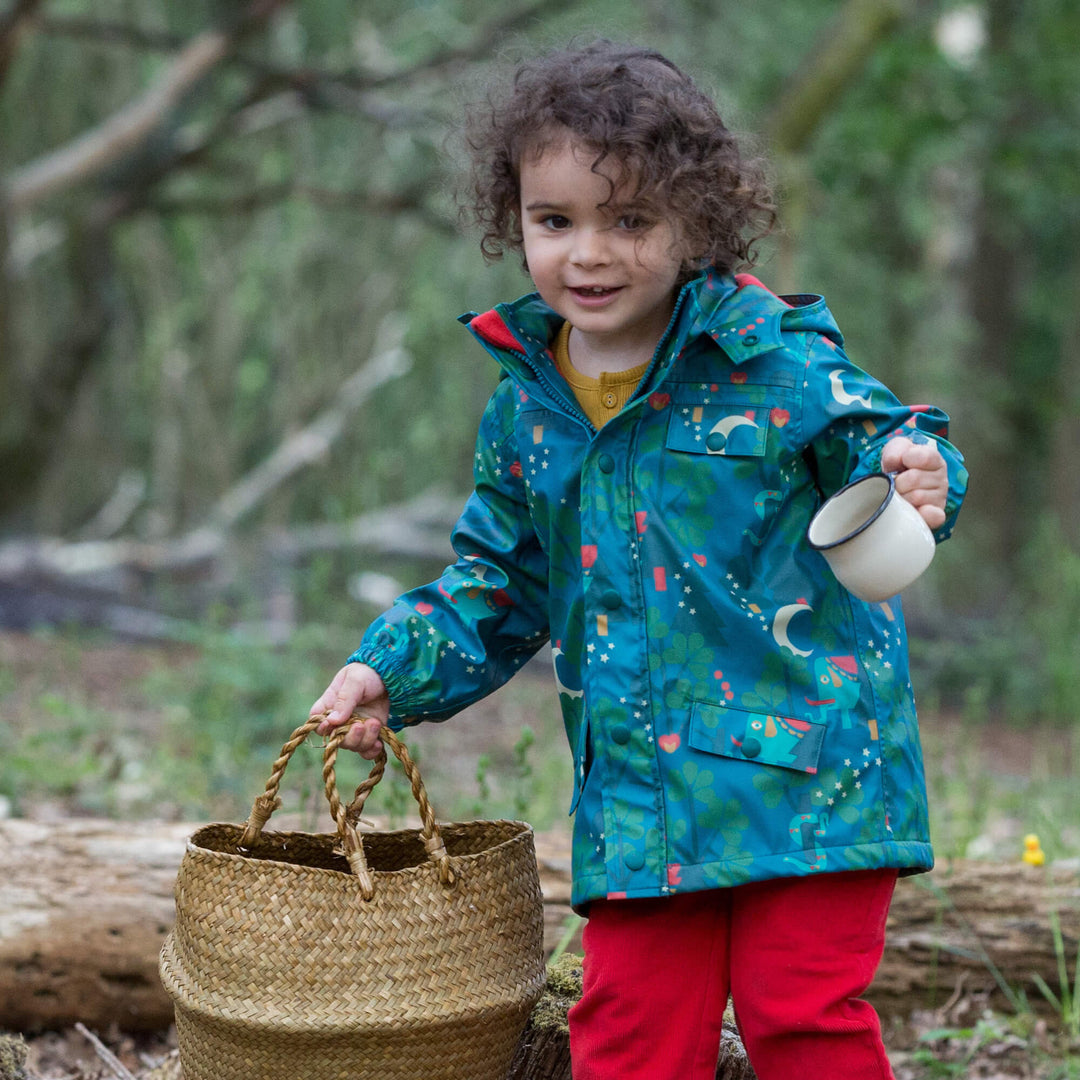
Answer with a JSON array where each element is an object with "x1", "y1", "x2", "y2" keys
[
  {"x1": 324, "y1": 723, "x2": 455, "y2": 900},
  {"x1": 237, "y1": 716, "x2": 454, "y2": 902}
]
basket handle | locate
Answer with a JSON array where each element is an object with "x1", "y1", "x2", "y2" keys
[{"x1": 238, "y1": 716, "x2": 455, "y2": 901}]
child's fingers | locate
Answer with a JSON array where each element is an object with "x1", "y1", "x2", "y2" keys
[
  {"x1": 881, "y1": 436, "x2": 944, "y2": 475},
  {"x1": 879, "y1": 437, "x2": 911, "y2": 475},
  {"x1": 337, "y1": 716, "x2": 385, "y2": 759},
  {"x1": 880, "y1": 437, "x2": 947, "y2": 528},
  {"x1": 309, "y1": 668, "x2": 347, "y2": 721},
  {"x1": 892, "y1": 459, "x2": 948, "y2": 504},
  {"x1": 899, "y1": 493, "x2": 947, "y2": 528},
  {"x1": 313, "y1": 663, "x2": 389, "y2": 733}
]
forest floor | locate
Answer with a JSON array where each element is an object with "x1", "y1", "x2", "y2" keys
[{"x1": 1, "y1": 628, "x2": 1079, "y2": 1080}]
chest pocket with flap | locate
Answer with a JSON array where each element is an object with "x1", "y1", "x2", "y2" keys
[{"x1": 666, "y1": 403, "x2": 771, "y2": 457}]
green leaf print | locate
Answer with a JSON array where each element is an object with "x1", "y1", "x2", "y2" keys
[
  {"x1": 752, "y1": 770, "x2": 786, "y2": 809},
  {"x1": 646, "y1": 606, "x2": 670, "y2": 640},
  {"x1": 671, "y1": 760, "x2": 721, "y2": 813},
  {"x1": 606, "y1": 801, "x2": 650, "y2": 848},
  {"x1": 662, "y1": 631, "x2": 715, "y2": 683},
  {"x1": 592, "y1": 482, "x2": 634, "y2": 532},
  {"x1": 741, "y1": 654, "x2": 791, "y2": 713},
  {"x1": 665, "y1": 679, "x2": 695, "y2": 710},
  {"x1": 716, "y1": 798, "x2": 750, "y2": 848},
  {"x1": 663, "y1": 458, "x2": 720, "y2": 549}
]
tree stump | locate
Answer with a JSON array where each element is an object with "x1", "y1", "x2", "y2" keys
[
  {"x1": 505, "y1": 955, "x2": 756, "y2": 1080},
  {"x1": 505, "y1": 954, "x2": 577, "y2": 1080}
]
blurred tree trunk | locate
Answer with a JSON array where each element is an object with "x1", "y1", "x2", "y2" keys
[
  {"x1": 768, "y1": 0, "x2": 911, "y2": 293},
  {"x1": 0, "y1": 0, "x2": 44, "y2": 87},
  {"x1": 0, "y1": 213, "x2": 113, "y2": 529},
  {"x1": 1047, "y1": 267, "x2": 1080, "y2": 541},
  {"x1": 0, "y1": 0, "x2": 291, "y2": 532},
  {"x1": 958, "y1": 0, "x2": 1039, "y2": 584}
]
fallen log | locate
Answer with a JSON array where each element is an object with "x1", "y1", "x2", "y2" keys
[
  {"x1": 534, "y1": 848, "x2": 1080, "y2": 1023},
  {"x1": 2, "y1": 817, "x2": 1078, "y2": 1033},
  {"x1": 0, "y1": 819, "x2": 189, "y2": 1032}
]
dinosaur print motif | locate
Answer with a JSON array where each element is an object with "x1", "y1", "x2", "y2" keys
[{"x1": 806, "y1": 656, "x2": 861, "y2": 728}]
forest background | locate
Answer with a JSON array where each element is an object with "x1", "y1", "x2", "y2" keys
[{"x1": 1, "y1": 0, "x2": 1079, "y2": 831}]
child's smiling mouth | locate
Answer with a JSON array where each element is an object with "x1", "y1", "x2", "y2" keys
[{"x1": 569, "y1": 285, "x2": 624, "y2": 303}]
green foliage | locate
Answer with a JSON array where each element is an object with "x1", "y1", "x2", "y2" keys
[
  {"x1": 1032, "y1": 909, "x2": 1080, "y2": 1043},
  {"x1": 512, "y1": 724, "x2": 536, "y2": 819},
  {"x1": 912, "y1": 520, "x2": 1080, "y2": 725},
  {"x1": 2, "y1": 1, "x2": 1080, "y2": 718}
]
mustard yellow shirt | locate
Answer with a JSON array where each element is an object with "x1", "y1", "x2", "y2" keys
[{"x1": 552, "y1": 322, "x2": 649, "y2": 429}]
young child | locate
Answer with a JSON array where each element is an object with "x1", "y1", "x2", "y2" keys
[{"x1": 311, "y1": 40, "x2": 967, "y2": 1080}]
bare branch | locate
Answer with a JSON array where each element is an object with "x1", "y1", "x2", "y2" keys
[
  {"x1": 0, "y1": 490, "x2": 459, "y2": 579},
  {"x1": 266, "y1": 490, "x2": 462, "y2": 561},
  {"x1": 28, "y1": 14, "x2": 190, "y2": 53},
  {"x1": 3, "y1": 0, "x2": 291, "y2": 212},
  {"x1": 0, "y1": 317, "x2": 417, "y2": 578},
  {"x1": 209, "y1": 317, "x2": 413, "y2": 532},
  {"x1": 35, "y1": 0, "x2": 582, "y2": 96},
  {"x1": 144, "y1": 182, "x2": 456, "y2": 233},
  {"x1": 78, "y1": 469, "x2": 147, "y2": 541},
  {"x1": 74, "y1": 1024, "x2": 137, "y2": 1080},
  {"x1": 357, "y1": 0, "x2": 584, "y2": 92}
]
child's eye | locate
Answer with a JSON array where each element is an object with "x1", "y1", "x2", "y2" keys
[
  {"x1": 617, "y1": 214, "x2": 651, "y2": 231},
  {"x1": 541, "y1": 214, "x2": 571, "y2": 230}
]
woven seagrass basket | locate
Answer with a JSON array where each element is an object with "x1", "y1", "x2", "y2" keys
[{"x1": 159, "y1": 717, "x2": 546, "y2": 1080}]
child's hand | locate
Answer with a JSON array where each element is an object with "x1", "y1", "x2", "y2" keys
[
  {"x1": 310, "y1": 662, "x2": 389, "y2": 759},
  {"x1": 880, "y1": 436, "x2": 948, "y2": 530}
]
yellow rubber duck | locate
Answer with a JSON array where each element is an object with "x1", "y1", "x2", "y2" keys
[{"x1": 1022, "y1": 833, "x2": 1045, "y2": 866}]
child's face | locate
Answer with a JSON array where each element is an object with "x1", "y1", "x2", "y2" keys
[{"x1": 519, "y1": 137, "x2": 684, "y2": 360}]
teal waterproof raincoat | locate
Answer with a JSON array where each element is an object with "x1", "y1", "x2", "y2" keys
[{"x1": 349, "y1": 270, "x2": 968, "y2": 910}]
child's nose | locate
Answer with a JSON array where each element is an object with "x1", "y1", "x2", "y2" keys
[{"x1": 569, "y1": 227, "x2": 611, "y2": 267}]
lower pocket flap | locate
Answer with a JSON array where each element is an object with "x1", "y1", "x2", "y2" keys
[{"x1": 690, "y1": 701, "x2": 825, "y2": 774}]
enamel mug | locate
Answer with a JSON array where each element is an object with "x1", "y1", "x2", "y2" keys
[{"x1": 807, "y1": 472, "x2": 936, "y2": 602}]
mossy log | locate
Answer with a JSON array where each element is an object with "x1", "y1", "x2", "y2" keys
[
  {"x1": 0, "y1": 1034, "x2": 29, "y2": 1080},
  {"x1": 2, "y1": 818, "x2": 1079, "y2": 1033},
  {"x1": 505, "y1": 955, "x2": 757, "y2": 1080}
]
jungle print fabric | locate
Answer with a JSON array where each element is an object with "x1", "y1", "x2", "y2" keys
[{"x1": 349, "y1": 269, "x2": 968, "y2": 910}]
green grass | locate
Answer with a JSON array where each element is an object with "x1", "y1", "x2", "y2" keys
[
  {"x1": 919, "y1": 712, "x2": 1080, "y2": 863},
  {"x1": 3, "y1": 622, "x2": 1079, "y2": 845},
  {"x1": 0, "y1": 623, "x2": 571, "y2": 828}
]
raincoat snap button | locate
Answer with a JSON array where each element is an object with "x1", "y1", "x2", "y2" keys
[
  {"x1": 706, "y1": 432, "x2": 727, "y2": 452},
  {"x1": 610, "y1": 724, "x2": 631, "y2": 745},
  {"x1": 624, "y1": 850, "x2": 645, "y2": 871},
  {"x1": 598, "y1": 454, "x2": 616, "y2": 473},
  {"x1": 741, "y1": 737, "x2": 762, "y2": 759},
  {"x1": 743, "y1": 334, "x2": 759, "y2": 346},
  {"x1": 600, "y1": 589, "x2": 622, "y2": 610}
]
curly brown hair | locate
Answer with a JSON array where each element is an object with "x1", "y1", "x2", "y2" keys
[{"x1": 465, "y1": 40, "x2": 776, "y2": 277}]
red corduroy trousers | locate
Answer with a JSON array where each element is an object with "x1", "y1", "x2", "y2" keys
[{"x1": 568, "y1": 868, "x2": 898, "y2": 1080}]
